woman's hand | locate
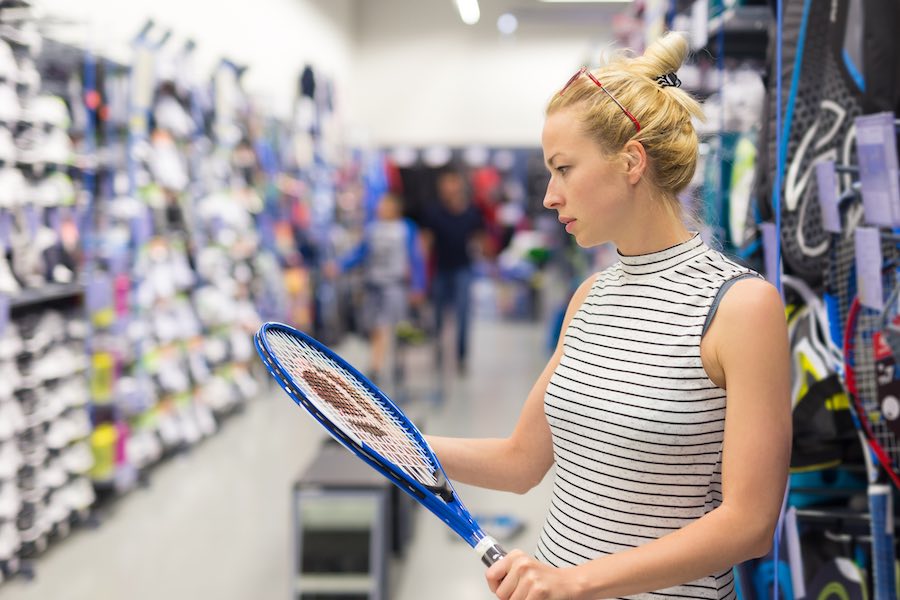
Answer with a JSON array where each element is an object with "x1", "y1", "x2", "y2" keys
[{"x1": 486, "y1": 550, "x2": 585, "y2": 600}]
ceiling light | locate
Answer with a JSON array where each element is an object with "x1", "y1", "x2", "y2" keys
[
  {"x1": 455, "y1": 0, "x2": 480, "y2": 25},
  {"x1": 497, "y1": 13, "x2": 518, "y2": 35}
]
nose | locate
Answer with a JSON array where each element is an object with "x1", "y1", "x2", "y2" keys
[{"x1": 543, "y1": 177, "x2": 561, "y2": 209}]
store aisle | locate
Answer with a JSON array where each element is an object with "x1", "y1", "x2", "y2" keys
[
  {"x1": 391, "y1": 319, "x2": 555, "y2": 600},
  {"x1": 0, "y1": 316, "x2": 557, "y2": 600},
  {"x1": 0, "y1": 376, "x2": 328, "y2": 600}
]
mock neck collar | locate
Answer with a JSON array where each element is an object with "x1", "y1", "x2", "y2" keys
[{"x1": 617, "y1": 233, "x2": 706, "y2": 277}]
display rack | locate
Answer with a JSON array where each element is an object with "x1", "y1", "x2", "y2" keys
[{"x1": 292, "y1": 443, "x2": 395, "y2": 600}]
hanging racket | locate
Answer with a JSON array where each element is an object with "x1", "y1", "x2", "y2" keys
[
  {"x1": 843, "y1": 297, "x2": 899, "y2": 600},
  {"x1": 254, "y1": 321, "x2": 506, "y2": 567}
]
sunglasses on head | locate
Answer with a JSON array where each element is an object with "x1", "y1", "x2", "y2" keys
[{"x1": 559, "y1": 67, "x2": 641, "y2": 133}]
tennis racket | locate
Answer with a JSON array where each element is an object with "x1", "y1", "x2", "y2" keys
[
  {"x1": 843, "y1": 297, "x2": 899, "y2": 600},
  {"x1": 254, "y1": 321, "x2": 506, "y2": 567}
]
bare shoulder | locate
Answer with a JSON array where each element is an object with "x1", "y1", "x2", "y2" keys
[
  {"x1": 696, "y1": 277, "x2": 790, "y2": 397},
  {"x1": 712, "y1": 277, "x2": 789, "y2": 365},
  {"x1": 717, "y1": 277, "x2": 785, "y2": 323}
]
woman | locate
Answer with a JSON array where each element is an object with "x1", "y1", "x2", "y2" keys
[
  {"x1": 427, "y1": 31, "x2": 791, "y2": 600},
  {"x1": 331, "y1": 193, "x2": 425, "y2": 382}
]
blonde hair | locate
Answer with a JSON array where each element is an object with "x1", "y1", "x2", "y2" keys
[{"x1": 546, "y1": 32, "x2": 704, "y2": 205}]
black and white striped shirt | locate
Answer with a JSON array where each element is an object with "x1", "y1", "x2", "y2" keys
[{"x1": 536, "y1": 234, "x2": 757, "y2": 600}]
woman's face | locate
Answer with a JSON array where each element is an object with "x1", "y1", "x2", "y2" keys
[
  {"x1": 541, "y1": 108, "x2": 631, "y2": 248},
  {"x1": 377, "y1": 196, "x2": 401, "y2": 220}
]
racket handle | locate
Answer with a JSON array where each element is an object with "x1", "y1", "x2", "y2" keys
[
  {"x1": 868, "y1": 484, "x2": 897, "y2": 600},
  {"x1": 475, "y1": 536, "x2": 507, "y2": 567}
]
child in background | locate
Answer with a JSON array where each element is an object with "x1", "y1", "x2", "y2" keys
[{"x1": 331, "y1": 193, "x2": 425, "y2": 383}]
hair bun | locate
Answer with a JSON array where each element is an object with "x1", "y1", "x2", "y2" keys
[{"x1": 632, "y1": 31, "x2": 690, "y2": 81}]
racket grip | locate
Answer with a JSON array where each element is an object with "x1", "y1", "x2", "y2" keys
[
  {"x1": 475, "y1": 536, "x2": 507, "y2": 567},
  {"x1": 869, "y1": 484, "x2": 897, "y2": 600}
]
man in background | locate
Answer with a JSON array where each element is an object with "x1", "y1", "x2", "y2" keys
[{"x1": 422, "y1": 165, "x2": 484, "y2": 376}]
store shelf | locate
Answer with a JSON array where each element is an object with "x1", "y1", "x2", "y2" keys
[
  {"x1": 295, "y1": 574, "x2": 374, "y2": 594},
  {"x1": 707, "y1": 5, "x2": 771, "y2": 35},
  {"x1": 10, "y1": 282, "x2": 85, "y2": 310},
  {"x1": 705, "y1": 5, "x2": 771, "y2": 60}
]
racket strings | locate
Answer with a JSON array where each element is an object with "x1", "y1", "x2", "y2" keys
[
  {"x1": 855, "y1": 261, "x2": 900, "y2": 475},
  {"x1": 882, "y1": 282, "x2": 900, "y2": 361},
  {"x1": 825, "y1": 200, "x2": 863, "y2": 325},
  {"x1": 265, "y1": 330, "x2": 438, "y2": 487}
]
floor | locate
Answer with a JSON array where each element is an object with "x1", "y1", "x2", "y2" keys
[{"x1": 0, "y1": 314, "x2": 559, "y2": 600}]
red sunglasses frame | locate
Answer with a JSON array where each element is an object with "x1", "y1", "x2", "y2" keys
[{"x1": 559, "y1": 67, "x2": 641, "y2": 133}]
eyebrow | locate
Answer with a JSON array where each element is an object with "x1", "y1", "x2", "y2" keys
[{"x1": 545, "y1": 152, "x2": 561, "y2": 169}]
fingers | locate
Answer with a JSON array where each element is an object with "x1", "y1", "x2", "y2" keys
[
  {"x1": 487, "y1": 551, "x2": 558, "y2": 600},
  {"x1": 486, "y1": 549, "x2": 516, "y2": 593}
]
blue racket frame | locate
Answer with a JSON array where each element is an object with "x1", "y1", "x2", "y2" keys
[{"x1": 254, "y1": 322, "x2": 503, "y2": 564}]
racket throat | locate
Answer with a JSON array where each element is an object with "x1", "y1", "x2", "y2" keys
[
  {"x1": 424, "y1": 470, "x2": 456, "y2": 503},
  {"x1": 474, "y1": 535, "x2": 507, "y2": 567}
]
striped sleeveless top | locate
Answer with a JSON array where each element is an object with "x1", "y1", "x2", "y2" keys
[{"x1": 536, "y1": 234, "x2": 758, "y2": 600}]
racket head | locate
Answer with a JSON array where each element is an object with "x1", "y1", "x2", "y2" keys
[
  {"x1": 843, "y1": 298, "x2": 900, "y2": 489},
  {"x1": 255, "y1": 322, "x2": 439, "y2": 484},
  {"x1": 254, "y1": 322, "x2": 493, "y2": 551},
  {"x1": 880, "y1": 282, "x2": 900, "y2": 363}
]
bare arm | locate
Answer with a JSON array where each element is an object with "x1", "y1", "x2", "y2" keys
[
  {"x1": 427, "y1": 274, "x2": 598, "y2": 494},
  {"x1": 488, "y1": 278, "x2": 792, "y2": 598}
]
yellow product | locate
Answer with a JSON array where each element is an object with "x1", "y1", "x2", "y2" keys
[{"x1": 89, "y1": 424, "x2": 118, "y2": 483}]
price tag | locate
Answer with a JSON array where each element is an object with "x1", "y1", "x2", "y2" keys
[
  {"x1": 0, "y1": 294, "x2": 8, "y2": 337},
  {"x1": 855, "y1": 112, "x2": 900, "y2": 226},
  {"x1": 86, "y1": 272, "x2": 115, "y2": 327},
  {"x1": 131, "y1": 46, "x2": 156, "y2": 113},
  {"x1": 815, "y1": 160, "x2": 841, "y2": 233},
  {"x1": 855, "y1": 226, "x2": 884, "y2": 310},
  {"x1": 23, "y1": 204, "x2": 38, "y2": 238},
  {"x1": 211, "y1": 215, "x2": 224, "y2": 239},
  {"x1": 690, "y1": 0, "x2": 708, "y2": 50},
  {"x1": 0, "y1": 210, "x2": 11, "y2": 251},
  {"x1": 47, "y1": 206, "x2": 61, "y2": 235},
  {"x1": 131, "y1": 207, "x2": 154, "y2": 247},
  {"x1": 760, "y1": 222, "x2": 780, "y2": 285}
]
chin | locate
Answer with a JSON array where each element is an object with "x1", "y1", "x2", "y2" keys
[{"x1": 573, "y1": 233, "x2": 606, "y2": 249}]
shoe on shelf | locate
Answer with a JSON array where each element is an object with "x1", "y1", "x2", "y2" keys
[
  {"x1": 0, "y1": 481, "x2": 20, "y2": 521},
  {"x1": 0, "y1": 83, "x2": 19, "y2": 126},
  {"x1": 23, "y1": 95, "x2": 70, "y2": 131},
  {"x1": 0, "y1": 439, "x2": 21, "y2": 479},
  {"x1": 0, "y1": 254, "x2": 17, "y2": 296},
  {"x1": 0, "y1": 522, "x2": 19, "y2": 561}
]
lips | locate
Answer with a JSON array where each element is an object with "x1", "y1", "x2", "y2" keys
[{"x1": 558, "y1": 216, "x2": 576, "y2": 233}]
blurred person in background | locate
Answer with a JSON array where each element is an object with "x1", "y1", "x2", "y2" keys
[
  {"x1": 328, "y1": 192, "x2": 425, "y2": 383},
  {"x1": 427, "y1": 31, "x2": 790, "y2": 600},
  {"x1": 421, "y1": 164, "x2": 485, "y2": 375}
]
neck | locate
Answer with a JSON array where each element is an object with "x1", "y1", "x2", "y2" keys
[{"x1": 613, "y1": 185, "x2": 692, "y2": 256}]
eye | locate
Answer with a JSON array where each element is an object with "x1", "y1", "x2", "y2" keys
[{"x1": 555, "y1": 165, "x2": 570, "y2": 175}]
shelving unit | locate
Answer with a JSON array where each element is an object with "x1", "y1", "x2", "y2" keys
[{"x1": 292, "y1": 443, "x2": 394, "y2": 600}]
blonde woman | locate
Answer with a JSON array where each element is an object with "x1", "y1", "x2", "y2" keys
[{"x1": 428, "y1": 32, "x2": 790, "y2": 600}]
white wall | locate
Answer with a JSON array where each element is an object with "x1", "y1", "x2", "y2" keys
[
  {"x1": 39, "y1": 0, "x2": 358, "y2": 118},
  {"x1": 38, "y1": 0, "x2": 626, "y2": 146},
  {"x1": 350, "y1": 0, "x2": 620, "y2": 148}
]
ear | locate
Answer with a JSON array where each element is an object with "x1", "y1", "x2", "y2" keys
[{"x1": 621, "y1": 140, "x2": 648, "y2": 185}]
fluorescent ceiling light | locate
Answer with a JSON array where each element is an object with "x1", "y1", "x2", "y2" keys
[{"x1": 455, "y1": 0, "x2": 480, "y2": 25}]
